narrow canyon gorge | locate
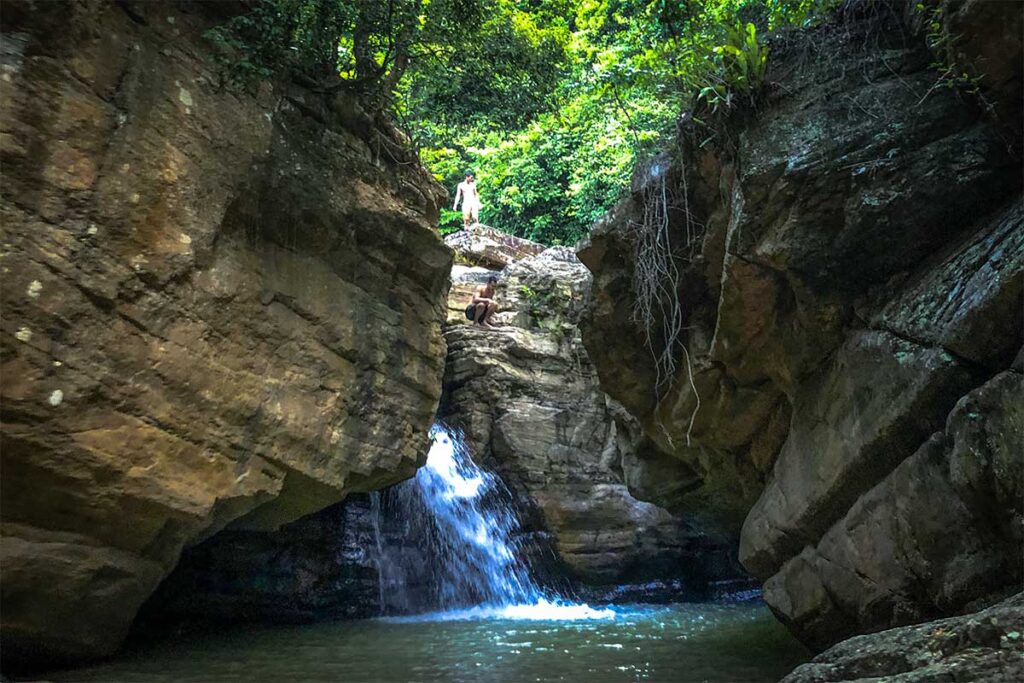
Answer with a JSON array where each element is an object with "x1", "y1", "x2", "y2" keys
[{"x1": 0, "y1": 0, "x2": 1020, "y2": 681}]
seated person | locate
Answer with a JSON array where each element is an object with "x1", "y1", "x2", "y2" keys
[{"x1": 464, "y1": 275, "x2": 498, "y2": 328}]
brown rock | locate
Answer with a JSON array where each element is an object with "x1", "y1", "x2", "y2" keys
[
  {"x1": 764, "y1": 371, "x2": 1023, "y2": 649},
  {"x1": 440, "y1": 247, "x2": 740, "y2": 590},
  {"x1": 0, "y1": 0, "x2": 449, "y2": 667},
  {"x1": 444, "y1": 224, "x2": 546, "y2": 269},
  {"x1": 740, "y1": 330, "x2": 980, "y2": 579},
  {"x1": 577, "y1": 0, "x2": 1023, "y2": 652}
]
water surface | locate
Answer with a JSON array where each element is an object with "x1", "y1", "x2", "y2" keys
[{"x1": 50, "y1": 601, "x2": 809, "y2": 683}]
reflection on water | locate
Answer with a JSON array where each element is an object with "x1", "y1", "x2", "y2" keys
[
  {"x1": 49, "y1": 602, "x2": 809, "y2": 683},
  {"x1": 381, "y1": 598, "x2": 617, "y2": 622},
  {"x1": 45, "y1": 428, "x2": 809, "y2": 682}
]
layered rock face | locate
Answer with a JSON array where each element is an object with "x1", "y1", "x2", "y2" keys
[
  {"x1": 578, "y1": 0, "x2": 1022, "y2": 650},
  {"x1": 442, "y1": 240, "x2": 741, "y2": 593},
  {"x1": 0, "y1": 0, "x2": 449, "y2": 667}
]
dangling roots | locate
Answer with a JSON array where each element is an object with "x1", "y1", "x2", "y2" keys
[{"x1": 626, "y1": 158, "x2": 705, "y2": 445}]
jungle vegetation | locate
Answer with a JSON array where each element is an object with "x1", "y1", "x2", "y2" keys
[{"x1": 208, "y1": 0, "x2": 838, "y2": 244}]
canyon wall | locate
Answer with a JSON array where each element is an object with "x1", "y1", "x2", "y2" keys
[
  {"x1": 578, "y1": 0, "x2": 1022, "y2": 650},
  {"x1": 0, "y1": 0, "x2": 450, "y2": 667}
]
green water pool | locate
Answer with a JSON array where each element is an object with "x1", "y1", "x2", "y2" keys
[{"x1": 47, "y1": 601, "x2": 809, "y2": 683}]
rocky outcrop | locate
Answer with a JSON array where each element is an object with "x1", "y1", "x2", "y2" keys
[
  {"x1": 762, "y1": 370, "x2": 1023, "y2": 649},
  {"x1": 0, "y1": 0, "x2": 450, "y2": 668},
  {"x1": 441, "y1": 242, "x2": 743, "y2": 593},
  {"x1": 444, "y1": 223, "x2": 546, "y2": 269},
  {"x1": 781, "y1": 592, "x2": 1024, "y2": 683},
  {"x1": 578, "y1": 0, "x2": 1022, "y2": 650}
]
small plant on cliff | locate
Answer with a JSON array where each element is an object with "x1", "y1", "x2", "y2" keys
[
  {"x1": 698, "y1": 22, "x2": 769, "y2": 111},
  {"x1": 914, "y1": 1, "x2": 987, "y2": 107}
]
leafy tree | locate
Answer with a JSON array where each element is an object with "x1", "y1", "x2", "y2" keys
[{"x1": 207, "y1": 0, "x2": 839, "y2": 244}]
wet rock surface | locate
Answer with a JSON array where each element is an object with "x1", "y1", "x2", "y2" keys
[
  {"x1": 578, "y1": 0, "x2": 1023, "y2": 651},
  {"x1": 0, "y1": 0, "x2": 449, "y2": 667},
  {"x1": 132, "y1": 495, "x2": 389, "y2": 627},
  {"x1": 131, "y1": 492, "x2": 442, "y2": 627}
]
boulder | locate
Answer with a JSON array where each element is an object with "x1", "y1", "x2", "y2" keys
[
  {"x1": 780, "y1": 592, "x2": 1024, "y2": 683},
  {"x1": 444, "y1": 224, "x2": 546, "y2": 269},
  {"x1": 764, "y1": 371, "x2": 1023, "y2": 649}
]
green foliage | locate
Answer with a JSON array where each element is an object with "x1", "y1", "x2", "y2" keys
[
  {"x1": 204, "y1": 0, "x2": 354, "y2": 91},
  {"x1": 205, "y1": 0, "x2": 490, "y2": 103},
  {"x1": 915, "y1": 1, "x2": 985, "y2": 97},
  {"x1": 206, "y1": 0, "x2": 840, "y2": 244},
  {"x1": 411, "y1": 0, "x2": 836, "y2": 245}
]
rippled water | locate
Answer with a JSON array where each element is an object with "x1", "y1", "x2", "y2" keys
[{"x1": 49, "y1": 602, "x2": 809, "y2": 682}]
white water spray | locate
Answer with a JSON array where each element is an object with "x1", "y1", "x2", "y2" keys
[{"x1": 374, "y1": 424, "x2": 614, "y2": 621}]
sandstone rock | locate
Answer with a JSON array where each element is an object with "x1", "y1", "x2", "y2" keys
[
  {"x1": 763, "y1": 371, "x2": 1023, "y2": 649},
  {"x1": 935, "y1": 0, "x2": 1024, "y2": 138},
  {"x1": 441, "y1": 247, "x2": 741, "y2": 591},
  {"x1": 740, "y1": 330, "x2": 980, "y2": 578},
  {"x1": 780, "y1": 592, "x2": 1024, "y2": 683},
  {"x1": 0, "y1": 1, "x2": 449, "y2": 667},
  {"x1": 443, "y1": 224, "x2": 546, "y2": 269},
  {"x1": 578, "y1": 0, "x2": 1023, "y2": 651},
  {"x1": 870, "y1": 200, "x2": 1024, "y2": 370}
]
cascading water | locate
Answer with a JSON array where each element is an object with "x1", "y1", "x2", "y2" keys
[
  {"x1": 372, "y1": 423, "x2": 613, "y2": 620},
  {"x1": 408, "y1": 424, "x2": 544, "y2": 607}
]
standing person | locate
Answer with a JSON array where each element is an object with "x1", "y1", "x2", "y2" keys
[
  {"x1": 464, "y1": 275, "x2": 499, "y2": 329},
  {"x1": 453, "y1": 171, "x2": 481, "y2": 229}
]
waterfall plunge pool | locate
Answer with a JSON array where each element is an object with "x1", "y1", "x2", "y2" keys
[
  {"x1": 48, "y1": 601, "x2": 809, "y2": 682},
  {"x1": 45, "y1": 427, "x2": 809, "y2": 681}
]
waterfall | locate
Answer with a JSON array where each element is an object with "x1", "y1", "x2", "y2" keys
[
  {"x1": 370, "y1": 423, "x2": 613, "y2": 620},
  {"x1": 406, "y1": 424, "x2": 544, "y2": 607}
]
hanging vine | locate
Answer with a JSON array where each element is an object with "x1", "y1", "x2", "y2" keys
[{"x1": 626, "y1": 156, "x2": 706, "y2": 445}]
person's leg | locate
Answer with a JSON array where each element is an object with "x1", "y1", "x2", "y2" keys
[
  {"x1": 483, "y1": 301, "x2": 497, "y2": 327},
  {"x1": 470, "y1": 204, "x2": 479, "y2": 227},
  {"x1": 475, "y1": 304, "x2": 487, "y2": 325},
  {"x1": 463, "y1": 207, "x2": 472, "y2": 229}
]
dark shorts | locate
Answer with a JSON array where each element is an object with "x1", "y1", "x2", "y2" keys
[{"x1": 465, "y1": 303, "x2": 484, "y2": 322}]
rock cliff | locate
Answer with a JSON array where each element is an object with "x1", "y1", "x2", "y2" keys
[
  {"x1": 0, "y1": 0, "x2": 450, "y2": 667},
  {"x1": 578, "y1": 0, "x2": 1022, "y2": 651},
  {"x1": 442, "y1": 239, "x2": 743, "y2": 595}
]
